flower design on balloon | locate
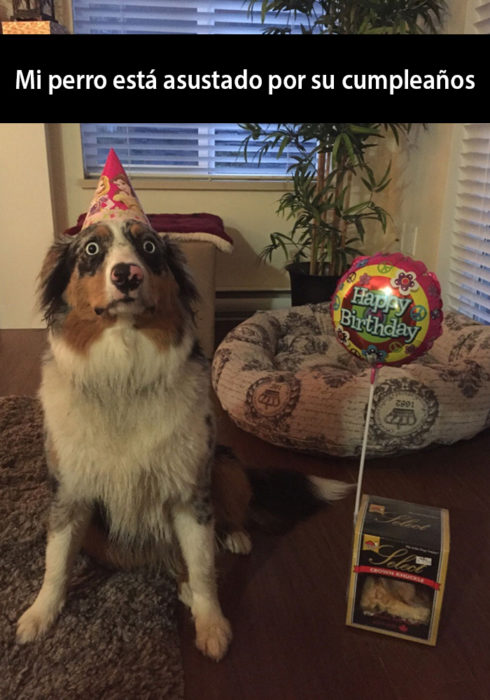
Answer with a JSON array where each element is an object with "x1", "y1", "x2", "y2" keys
[
  {"x1": 365, "y1": 307, "x2": 386, "y2": 323},
  {"x1": 410, "y1": 305, "x2": 427, "y2": 321},
  {"x1": 336, "y1": 327, "x2": 350, "y2": 344},
  {"x1": 391, "y1": 269, "x2": 419, "y2": 295},
  {"x1": 362, "y1": 345, "x2": 387, "y2": 363}
]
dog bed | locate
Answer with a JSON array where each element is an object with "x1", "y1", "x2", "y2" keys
[{"x1": 212, "y1": 304, "x2": 490, "y2": 457}]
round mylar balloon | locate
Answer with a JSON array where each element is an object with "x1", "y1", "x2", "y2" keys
[{"x1": 330, "y1": 253, "x2": 443, "y2": 367}]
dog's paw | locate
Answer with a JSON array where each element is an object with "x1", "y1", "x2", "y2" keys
[
  {"x1": 195, "y1": 614, "x2": 232, "y2": 662},
  {"x1": 16, "y1": 603, "x2": 57, "y2": 644},
  {"x1": 223, "y1": 530, "x2": 252, "y2": 555}
]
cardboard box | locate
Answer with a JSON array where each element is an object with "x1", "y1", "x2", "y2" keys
[{"x1": 346, "y1": 495, "x2": 450, "y2": 645}]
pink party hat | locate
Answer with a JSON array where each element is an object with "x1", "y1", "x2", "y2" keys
[{"x1": 82, "y1": 149, "x2": 149, "y2": 229}]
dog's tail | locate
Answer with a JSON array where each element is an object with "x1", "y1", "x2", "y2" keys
[
  {"x1": 245, "y1": 468, "x2": 353, "y2": 534},
  {"x1": 212, "y1": 446, "x2": 354, "y2": 537}
]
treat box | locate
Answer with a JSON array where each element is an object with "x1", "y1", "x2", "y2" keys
[{"x1": 346, "y1": 495, "x2": 450, "y2": 645}]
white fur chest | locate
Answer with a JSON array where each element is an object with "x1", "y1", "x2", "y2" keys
[{"x1": 40, "y1": 323, "x2": 213, "y2": 541}]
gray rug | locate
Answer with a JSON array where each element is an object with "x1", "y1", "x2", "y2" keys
[{"x1": 0, "y1": 395, "x2": 184, "y2": 700}]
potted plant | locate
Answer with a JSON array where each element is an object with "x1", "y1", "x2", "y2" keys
[
  {"x1": 241, "y1": 1, "x2": 446, "y2": 305},
  {"x1": 240, "y1": 122, "x2": 412, "y2": 305},
  {"x1": 246, "y1": 0, "x2": 447, "y2": 35}
]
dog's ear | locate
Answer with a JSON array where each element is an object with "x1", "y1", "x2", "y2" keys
[
  {"x1": 161, "y1": 237, "x2": 200, "y2": 317},
  {"x1": 38, "y1": 234, "x2": 77, "y2": 327}
]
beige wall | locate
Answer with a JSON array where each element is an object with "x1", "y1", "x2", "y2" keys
[
  {"x1": 395, "y1": 124, "x2": 455, "y2": 270},
  {"x1": 0, "y1": 124, "x2": 55, "y2": 327},
  {"x1": 445, "y1": 0, "x2": 475, "y2": 33}
]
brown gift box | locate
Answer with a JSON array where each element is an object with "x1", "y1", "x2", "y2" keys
[{"x1": 346, "y1": 495, "x2": 450, "y2": 645}]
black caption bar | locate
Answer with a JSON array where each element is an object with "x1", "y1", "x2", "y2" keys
[{"x1": 2, "y1": 34, "x2": 488, "y2": 121}]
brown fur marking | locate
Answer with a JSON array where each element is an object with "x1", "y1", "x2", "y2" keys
[
  {"x1": 63, "y1": 269, "x2": 115, "y2": 354},
  {"x1": 137, "y1": 275, "x2": 184, "y2": 350},
  {"x1": 90, "y1": 224, "x2": 113, "y2": 238},
  {"x1": 129, "y1": 222, "x2": 147, "y2": 237}
]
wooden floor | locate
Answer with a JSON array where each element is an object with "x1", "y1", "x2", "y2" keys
[{"x1": 2, "y1": 329, "x2": 490, "y2": 700}]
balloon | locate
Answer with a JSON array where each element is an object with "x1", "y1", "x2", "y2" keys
[{"x1": 330, "y1": 253, "x2": 443, "y2": 367}]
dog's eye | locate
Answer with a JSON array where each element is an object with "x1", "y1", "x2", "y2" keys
[
  {"x1": 143, "y1": 240, "x2": 156, "y2": 254},
  {"x1": 85, "y1": 241, "x2": 100, "y2": 256}
]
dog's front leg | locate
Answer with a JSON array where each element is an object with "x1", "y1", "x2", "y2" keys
[
  {"x1": 174, "y1": 506, "x2": 232, "y2": 661},
  {"x1": 17, "y1": 497, "x2": 91, "y2": 643}
]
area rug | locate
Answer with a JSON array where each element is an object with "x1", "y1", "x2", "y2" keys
[{"x1": 0, "y1": 396, "x2": 184, "y2": 700}]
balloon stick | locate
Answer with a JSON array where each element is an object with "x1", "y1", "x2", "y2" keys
[{"x1": 354, "y1": 365, "x2": 379, "y2": 524}]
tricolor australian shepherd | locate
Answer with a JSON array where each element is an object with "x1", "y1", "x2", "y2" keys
[{"x1": 16, "y1": 220, "x2": 351, "y2": 660}]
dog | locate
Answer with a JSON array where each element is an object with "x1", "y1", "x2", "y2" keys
[{"x1": 16, "y1": 219, "x2": 351, "y2": 661}]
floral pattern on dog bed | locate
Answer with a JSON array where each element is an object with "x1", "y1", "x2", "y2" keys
[{"x1": 212, "y1": 304, "x2": 490, "y2": 457}]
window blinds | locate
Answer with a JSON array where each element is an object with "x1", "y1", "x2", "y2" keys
[
  {"x1": 74, "y1": 2, "x2": 314, "y2": 177},
  {"x1": 72, "y1": 0, "x2": 304, "y2": 35},
  {"x1": 449, "y1": 123, "x2": 490, "y2": 324},
  {"x1": 81, "y1": 123, "x2": 305, "y2": 177},
  {"x1": 447, "y1": 3, "x2": 490, "y2": 323}
]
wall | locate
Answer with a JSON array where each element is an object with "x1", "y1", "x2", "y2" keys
[
  {"x1": 396, "y1": 124, "x2": 456, "y2": 270},
  {"x1": 0, "y1": 124, "x2": 55, "y2": 327}
]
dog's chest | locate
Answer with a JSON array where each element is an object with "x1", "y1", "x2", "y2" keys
[{"x1": 42, "y1": 329, "x2": 212, "y2": 540}]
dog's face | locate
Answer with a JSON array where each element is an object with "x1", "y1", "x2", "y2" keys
[{"x1": 40, "y1": 220, "x2": 198, "y2": 351}]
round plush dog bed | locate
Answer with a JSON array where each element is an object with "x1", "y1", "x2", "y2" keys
[{"x1": 212, "y1": 305, "x2": 490, "y2": 457}]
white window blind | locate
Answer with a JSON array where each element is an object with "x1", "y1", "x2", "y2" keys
[
  {"x1": 449, "y1": 123, "x2": 490, "y2": 324},
  {"x1": 75, "y1": 2, "x2": 314, "y2": 178},
  {"x1": 81, "y1": 123, "x2": 306, "y2": 178},
  {"x1": 72, "y1": 0, "x2": 306, "y2": 35}
]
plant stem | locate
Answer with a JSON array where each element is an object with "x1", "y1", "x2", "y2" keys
[
  {"x1": 310, "y1": 149, "x2": 326, "y2": 276},
  {"x1": 331, "y1": 158, "x2": 346, "y2": 276},
  {"x1": 317, "y1": 150, "x2": 331, "y2": 274},
  {"x1": 341, "y1": 170, "x2": 353, "y2": 252}
]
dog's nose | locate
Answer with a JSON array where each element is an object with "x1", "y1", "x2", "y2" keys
[{"x1": 110, "y1": 263, "x2": 144, "y2": 292}]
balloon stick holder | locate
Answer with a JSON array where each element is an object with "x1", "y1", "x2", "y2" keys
[{"x1": 353, "y1": 364, "x2": 379, "y2": 524}]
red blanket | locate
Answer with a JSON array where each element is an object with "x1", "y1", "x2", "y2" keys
[{"x1": 64, "y1": 212, "x2": 233, "y2": 253}]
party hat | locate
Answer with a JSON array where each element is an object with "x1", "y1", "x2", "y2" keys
[{"x1": 82, "y1": 149, "x2": 149, "y2": 229}]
